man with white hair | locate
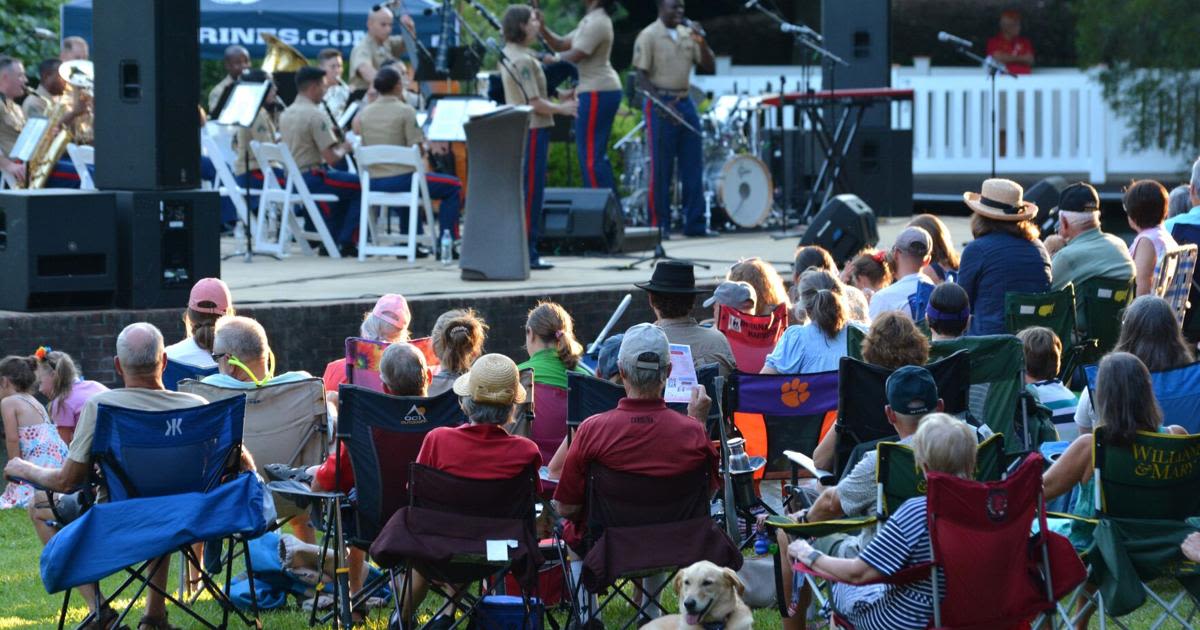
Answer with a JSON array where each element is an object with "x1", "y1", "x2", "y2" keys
[
  {"x1": 1165, "y1": 157, "x2": 1200, "y2": 232},
  {"x1": 1050, "y1": 183, "x2": 1135, "y2": 328},
  {"x1": 201, "y1": 315, "x2": 312, "y2": 388},
  {"x1": 4, "y1": 322, "x2": 210, "y2": 630}
]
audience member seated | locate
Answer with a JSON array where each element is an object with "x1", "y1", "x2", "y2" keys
[
  {"x1": 763, "y1": 269, "x2": 855, "y2": 374},
  {"x1": 202, "y1": 316, "x2": 312, "y2": 388},
  {"x1": 925, "y1": 282, "x2": 971, "y2": 341},
  {"x1": 908, "y1": 213, "x2": 961, "y2": 283},
  {"x1": 1164, "y1": 157, "x2": 1200, "y2": 232},
  {"x1": 4, "y1": 323, "x2": 211, "y2": 630},
  {"x1": 322, "y1": 294, "x2": 411, "y2": 399},
  {"x1": 1, "y1": 355, "x2": 67, "y2": 509},
  {"x1": 959, "y1": 178, "x2": 1052, "y2": 335},
  {"x1": 516, "y1": 302, "x2": 592, "y2": 458},
  {"x1": 787, "y1": 414, "x2": 976, "y2": 630},
  {"x1": 1124, "y1": 179, "x2": 1178, "y2": 296},
  {"x1": 1074, "y1": 296, "x2": 1194, "y2": 435},
  {"x1": 1017, "y1": 327, "x2": 1078, "y2": 441},
  {"x1": 704, "y1": 281, "x2": 757, "y2": 320},
  {"x1": 868, "y1": 227, "x2": 935, "y2": 321},
  {"x1": 35, "y1": 348, "x2": 108, "y2": 445},
  {"x1": 1169, "y1": 184, "x2": 1192, "y2": 220},
  {"x1": 793, "y1": 245, "x2": 869, "y2": 324},
  {"x1": 427, "y1": 309, "x2": 487, "y2": 397},
  {"x1": 842, "y1": 250, "x2": 892, "y2": 305},
  {"x1": 401, "y1": 353, "x2": 543, "y2": 622},
  {"x1": 861, "y1": 312, "x2": 931, "y2": 370},
  {"x1": 1050, "y1": 183, "x2": 1135, "y2": 303},
  {"x1": 727, "y1": 257, "x2": 791, "y2": 317},
  {"x1": 638, "y1": 261, "x2": 736, "y2": 376},
  {"x1": 1043, "y1": 234, "x2": 1066, "y2": 258},
  {"x1": 166, "y1": 278, "x2": 234, "y2": 370}
]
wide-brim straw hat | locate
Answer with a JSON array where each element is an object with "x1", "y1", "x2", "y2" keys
[
  {"x1": 963, "y1": 178, "x2": 1038, "y2": 222},
  {"x1": 452, "y1": 353, "x2": 527, "y2": 405}
]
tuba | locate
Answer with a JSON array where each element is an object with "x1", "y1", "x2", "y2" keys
[
  {"x1": 22, "y1": 60, "x2": 93, "y2": 189},
  {"x1": 261, "y1": 34, "x2": 309, "y2": 73}
]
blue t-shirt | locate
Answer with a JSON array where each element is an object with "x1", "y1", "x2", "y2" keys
[
  {"x1": 763, "y1": 322, "x2": 853, "y2": 374},
  {"x1": 958, "y1": 232, "x2": 1052, "y2": 335}
]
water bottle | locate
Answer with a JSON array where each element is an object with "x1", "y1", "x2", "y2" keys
[
  {"x1": 754, "y1": 528, "x2": 770, "y2": 556},
  {"x1": 439, "y1": 229, "x2": 453, "y2": 265}
]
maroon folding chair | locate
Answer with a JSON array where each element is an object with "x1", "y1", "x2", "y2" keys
[{"x1": 529, "y1": 383, "x2": 569, "y2": 463}]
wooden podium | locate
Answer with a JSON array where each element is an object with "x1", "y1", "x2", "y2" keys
[{"x1": 459, "y1": 106, "x2": 533, "y2": 281}]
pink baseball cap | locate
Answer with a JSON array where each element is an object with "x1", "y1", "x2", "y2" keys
[
  {"x1": 372, "y1": 293, "x2": 411, "y2": 330},
  {"x1": 188, "y1": 278, "x2": 232, "y2": 314}
]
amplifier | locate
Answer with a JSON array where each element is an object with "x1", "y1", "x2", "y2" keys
[
  {"x1": 114, "y1": 190, "x2": 221, "y2": 309},
  {"x1": 538, "y1": 188, "x2": 625, "y2": 254}
]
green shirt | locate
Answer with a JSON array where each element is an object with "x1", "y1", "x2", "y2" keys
[
  {"x1": 1051, "y1": 227, "x2": 1135, "y2": 330},
  {"x1": 516, "y1": 348, "x2": 592, "y2": 390}
]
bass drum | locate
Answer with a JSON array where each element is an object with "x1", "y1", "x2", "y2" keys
[{"x1": 716, "y1": 155, "x2": 773, "y2": 228}]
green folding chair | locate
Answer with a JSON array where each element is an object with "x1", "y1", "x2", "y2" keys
[
  {"x1": 874, "y1": 434, "x2": 1005, "y2": 522},
  {"x1": 1074, "y1": 277, "x2": 1135, "y2": 377},
  {"x1": 930, "y1": 335, "x2": 1025, "y2": 453},
  {"x1": 1004, "y1": 284, "x2": 1076, "y2": 341}
]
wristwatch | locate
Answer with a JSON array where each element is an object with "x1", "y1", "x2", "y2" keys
[{"x1": 803, "y1": 549, "x2": 824, "y2": 568}]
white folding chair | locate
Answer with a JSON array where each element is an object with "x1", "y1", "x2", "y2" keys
[
  {"x1": 0, "y1": 172, "x2": 14, "y2": 189},
  {"x1": 202, "y1": 135, "x2": 253, "y2": 231},
  {"x1": 65, "y1": 143, "x2": 95, "y2": 190},
  {"x1": 203, "y1": 122, "x2": 238, "y2": 166},
  {"x1": 250, "y1": 141, "x2": 342, "y2": 258},
  {"x1": 355, "y1": 144, "x2": 436, "y2": 262}
]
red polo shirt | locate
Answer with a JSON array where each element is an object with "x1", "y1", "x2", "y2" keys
[
  {"x1": 553, "y1": 397, "x2": 720, "y2": 508},
  {"x1": 417, "y1": 424, "x2": 543, "y2": 491},
  {"x1": 985, "y1": 34, "x2": 1034, "y2": 75}
]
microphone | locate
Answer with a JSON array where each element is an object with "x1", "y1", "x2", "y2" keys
[
  {"x1": 744, "y1": 0, "x2": 758, "y2": 8},
  {"x1": 937, "y1": 31, "x2": 973, "y2": 48},
  {"x1": 32, "y1": 27, "x2": 56, "y2": 41},
  {"x1": 682, "y1": 18, "x2": 705, "y2": 38},
  {"x1": 435, "y1": 0, "x2": 452, "y2": 75},
  {"x1": 780, "y1": 23, "x2": 822, "y2": 42}
]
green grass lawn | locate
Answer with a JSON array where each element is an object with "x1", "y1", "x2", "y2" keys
[{"x1": 0, "y1": 507, "x2": 1191, "y2": 629}]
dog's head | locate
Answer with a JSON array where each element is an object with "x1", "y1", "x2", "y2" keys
[{"x1": 673, "y1": 561, "x2": 745, "y2": 626}]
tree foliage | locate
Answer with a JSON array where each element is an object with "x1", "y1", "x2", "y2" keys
[
  {"x1": 1074, "y1": 0, "x2": 1200, "y2": 160},
  {"x1": 0, "y1": 0, "x2": 64, "y2": 69}
]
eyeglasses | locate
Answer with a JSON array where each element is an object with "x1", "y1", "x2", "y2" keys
[{"x1": 211, "y1": 352, "x2": 230, "y2": 363}]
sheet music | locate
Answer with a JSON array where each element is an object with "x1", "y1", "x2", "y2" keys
[
  {"x1": 11, "y1": 118, "x2": 49, "y2": 162},
  {"x1": 426, "y1": 98, "x2": 498, "y2": 141}
]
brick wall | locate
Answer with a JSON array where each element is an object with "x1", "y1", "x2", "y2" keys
[{"x1": 0, "y1": 283, "x2": 718, "y2": 388}]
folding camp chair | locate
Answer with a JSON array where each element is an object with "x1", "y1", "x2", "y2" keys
[
  {"x1": 162, "y1": 359, "x2": 219, "y2": 392},
  {"x1": 574, "y1": 464, "x2": 742, "y2": 630},
  {"x1": 1005, "y1": 284, "x2": 1077, "y2": 341},
  {"x1": 1075, "y1": 277, "x2": 1134, "y2": 355},
  {"x1": 1083, "y1": 361, "x2": 1200, "y2": 438},
  {"x1": 340, "y1": 337, "x2": 441, "y2": 394},
  {"x1": 796, "y1": 453, "x2": 1085, "y2": 629},
  {"x1": 249, "y1": 141, "x2": 342, "y2": 258},
  {"x1": 530, "y1": 382, "x2": 569, "y2": 463},
  {"x1": 1170, "y1": 224, "x2": 1200, "y2": 342},
  {"x1": 37, "y1": 396, "x2": 266, "y2": 630},
  {"x1": 271, "y1": 385, "x2": 466, "y2": 627},
  {"x1": 929, "y1": 335, "x2": 1029, "y2": 452},
  {"x1": 832, "y1": 351, "x2": 971, "y2": 478},
  {"x1": 1152, "y1": 244, "x2": 1199, "y2": 326},
  {"x1": 370, "y1": 463, "x2": 546, "y2": 630},
  {"x1": 715, "y1": 303, "x2": 789, "y2": 373},
  {"x1": 565, "y1": 364, "x2": 720, "y2": 436}
]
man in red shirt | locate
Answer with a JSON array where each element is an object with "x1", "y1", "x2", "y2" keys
[{"x1": 986, "y1": 10, "x2": 1035, "y2": 75}]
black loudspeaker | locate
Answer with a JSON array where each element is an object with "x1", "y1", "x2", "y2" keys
[
  {"x1": 0, "y1": 191, "x2": 117, "y2": 311},
  {"x1": 838, "y1": 129, "x2": 914, "y2": 217},
  {"x1": 765, "y1": 129, "x2": 817, "y2": 211},
  {"x1": 94, "y1": 0, "x2": 201, "y2": 190},
  {"x1": 1024, "y1": 176, "x2": 1069, "y2": 237},
  {"x1": 114, "y1": 190, "x2": 221, "y2": 309},
  {"x1": 538, "y1": 188, "x2": 625, "y2": 254},
  {"x1": 799, "y1": 194, "x2": 879, "y2": 267},
  {"x1": 821, "y1": 0, "x2": 891, "y2": 127}
]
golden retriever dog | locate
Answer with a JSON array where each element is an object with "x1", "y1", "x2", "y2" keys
[{"x1": 639, "y1": 561, "x2": 753, "y2": 630}]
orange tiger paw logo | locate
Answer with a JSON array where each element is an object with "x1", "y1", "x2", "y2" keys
[{"x1": 780, "y1": 379, "x2": 810, "y2": 408}]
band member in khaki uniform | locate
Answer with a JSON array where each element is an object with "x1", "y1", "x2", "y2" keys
[
  {"x1": 349, "y1": 4, "x2": 415, "y2": 92},
  {"x1": 501, "y1": 5, "x2": 578, "y2": 270},
  {"x1": 21, "y1": 58, "x2": 91, "y2": 188},
  {"x1": 0, "y1": 57, "x2": 27, "y2": 182},
  {"x1": 355, "y1": 66, "x2": 464, "y2": 249},
  {"x1": 279, "y1": 66, "x2": 360, "y2": 256},
  {"x1": 209, "y1": 45, "x2": 250, "y2": 113},
  {"x1": 539, "y1": 0, "x2": 621, "y2": 197},
  {"x1": 633, "y1": 0, "x2": 715, "y2": 237},
  {"x1": 318, "y1": 48, "x2": 351, "y2": 119}
]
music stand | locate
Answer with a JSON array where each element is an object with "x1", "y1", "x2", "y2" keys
[{"x1": 217, "y1": 81, "x2": 277, "y2": 263}]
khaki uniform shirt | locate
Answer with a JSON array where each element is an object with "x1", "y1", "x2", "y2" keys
[
  {"x1": 279, "y1": 95, "x2": 339, "y2": 171},
  {"x1": 358, "y1": 95, "x2": 424, "y2": 178},
  {"x1": 656, "y1": 317, "x2": 737, "y2": 377},
  {"x1": 632, "y1": 20, "x2": 702, "y2": 92},
  {"x1": 569, "y1": 9, "x2": 621, "y2": 93},
  {"x1": 233, "y1": 109, "x2": 278, "y2": 175},
  {"x1": 208, "y1": 75, "x2": 236, "y2": 113},
  {"x1": 349, "y1": 35, "x2": 406, "y2": 91},
  {"x1": 22, "y1": 86, "x2": 55, "y2": 119},
  {"x1": 0, "y1": 95, "x2": 26, "y2": 157},
  {"x1": 501, "y1": 43, "x2": 553, "y2": 130}
]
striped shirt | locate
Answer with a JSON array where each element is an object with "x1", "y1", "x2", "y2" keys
[
  {"x1": 1031, "y1": 380, "x2": 1079, "y2": 441},
  {"x1": 832, "y1": 496, "x2": 936, "y2": 630}
]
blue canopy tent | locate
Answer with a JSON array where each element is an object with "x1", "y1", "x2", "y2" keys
[{"x1": 61, "y1": 0, "x2": 447, "y2": 61}]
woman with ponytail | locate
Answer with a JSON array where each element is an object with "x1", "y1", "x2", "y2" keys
[
  {"x1": 166, "y1": 278, "x2": 235, "y2": 368},
  {"x1": 34, "y1": 348, "x2": 108, "y2": 444},
  {"x1": 428, "y1": 308, "x2": 489, "y2": 396},
  {"x1": 1, "y1": 355, "x2": 68, "y2": 508},
  {"x1": 517, "y1": 302, "x2": 593, "y2": 459},
  {"x1": 763, "y1": 269, "x2": 856, "y2": 374}
]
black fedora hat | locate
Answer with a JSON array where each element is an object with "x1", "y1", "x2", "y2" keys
[{"x1": 635, "y1": 261, "x2": 705, "y2": 294}]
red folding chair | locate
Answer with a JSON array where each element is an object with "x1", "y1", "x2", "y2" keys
[{"x1": 716, "y1": 303, "x2": 789, "y2": 373}]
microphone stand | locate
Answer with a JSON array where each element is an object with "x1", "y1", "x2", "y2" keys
[{"x1": 944, "y1": 43, "x2": 1014, "y2": 177}]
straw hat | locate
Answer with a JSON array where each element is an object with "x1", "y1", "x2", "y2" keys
[
  {"x1": 452, "y1": 353, "x2": 527, "y2": 405},
  {"x1": 962, "y1": 178, "x2": 1038, "y2": 222}
]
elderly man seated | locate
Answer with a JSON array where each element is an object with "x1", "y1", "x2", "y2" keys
[
  {"x1": 202, "y1": 315, "x2": 312, "y2": 388},
  {"x1": 4, "y1": 323, "x2": 212, "y2": 630}
]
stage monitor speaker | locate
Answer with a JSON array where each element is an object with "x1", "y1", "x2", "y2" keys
[
  {"x1": 1024, "y1": 176, "x2": 1068, "y2": 237},
  {"x1": 821, "y1": 0, "x2": 891, "y2": 127},
  {"x1": 460, "y1": 107, "x2": 531, "y2": 281},
  {"x1": 114, "y1": 190, "x2": 221, "y2": 309},
  {"x1": 837, "y1": 128, "x2": 913, "y2": 218},
  {"x1": 94, "y1": 0, "x2": 201, "y2": 190},
  {"x1": 799, "y1": 194, "x2": 879, "y2": 267},
  {"x1": 538, "y1": 188, "x2": 625, "y2": 254},
  {"x1": 0, "y1": 190, "x2": 117, "y2": 311}
]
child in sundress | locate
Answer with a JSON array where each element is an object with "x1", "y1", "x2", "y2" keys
[
  {"x1": 34, "y1": 348, "x2": 108, "y2": 445},
  {"x1": 1, "y1": 355, "x2": 68, "y2": 509}
]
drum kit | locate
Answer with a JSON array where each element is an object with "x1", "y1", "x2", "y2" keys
[{"x1": 616, "y1": 91, "x2": 776, "y2": 231}]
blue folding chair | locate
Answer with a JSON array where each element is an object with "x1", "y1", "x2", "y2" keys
[
  {"x1": 1084, "y1": 362, "x2": 1200, "y2": 434},
  {"x1": 162, "y1": 358, "x2": 219, "y2": 391},
  {"x1": 39, "y1": 395, "x2": 266, "y2": 630}
]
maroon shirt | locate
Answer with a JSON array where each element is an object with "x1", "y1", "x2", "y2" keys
[
  {"x1": 417, "y1": 423, "x2": 543, "y2": 491},
  {"x1": 986, "y1": 34, "x2": 1034, "y2": 75}
]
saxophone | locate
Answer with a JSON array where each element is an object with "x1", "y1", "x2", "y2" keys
[{"x1": 21, "y1": 97, "x2": 71, "y2": 189}]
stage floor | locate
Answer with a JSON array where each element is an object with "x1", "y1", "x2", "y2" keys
[{"x1": 219, "y1": 215, "x2": 971, "y2": 305}]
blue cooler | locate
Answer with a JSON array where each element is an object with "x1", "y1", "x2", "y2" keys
[{"x1": 471, "y1": 595, "x2": 544, "y2": 630}]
